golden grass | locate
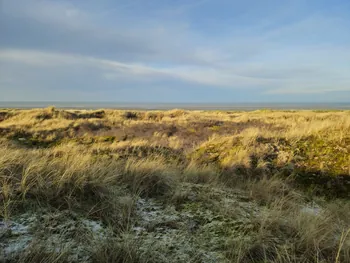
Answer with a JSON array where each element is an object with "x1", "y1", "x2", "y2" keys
[
  {"x1": 1, "y1": 107, "x2": 350, "y2": 262},
  {"x1": 227, "y1": 185, "x2": 350, "y2": 262}
]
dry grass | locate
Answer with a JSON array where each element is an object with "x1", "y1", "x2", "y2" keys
[
  {"x1": 89, "y1": 234, "x2": 153, "y2": 263},
  {"x1": 1, "y1": 107, "x2": 350, "y2": 262},
  {"x1": 227, "y1": 193, "x2": 350, "y2": 263},
  {"x1": 12, "y1": 242, "x2": 71, "y2": 263},
  {"x1": 121, "y1": 158, "x2": 178, "y2": 197}
]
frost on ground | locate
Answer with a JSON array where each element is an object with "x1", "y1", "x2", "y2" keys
[
  {"x1": 129, "y1": 183, "x2": 260, "y2": 263},
  {"x1": 0, "y1": 184, "x2": 261, "y2": 263},
  {"x1": 0, "y1": 183, "x2": 331, "y2": 263},
  {"x1": 0, "y1": 210, "x2": 109, "y2": 262},
  {"x1": 0, "y1": 220, "x2": 32, "y2": 258},
  {"x1": 300, "y1": 202, "x2": 322, "y2": 216}
]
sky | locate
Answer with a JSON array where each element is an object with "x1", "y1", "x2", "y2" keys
[{"x1": 0, "y1": 0, "x2": 350, "y2": 103}]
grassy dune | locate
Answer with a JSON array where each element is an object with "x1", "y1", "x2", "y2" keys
[{"x1": 0, "y1": 107, "x2": 350, "y2": 262}]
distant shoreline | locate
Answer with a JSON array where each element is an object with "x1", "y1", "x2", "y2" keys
[{"x1": 1, "y1": 102, "x2": 350, "y2": 111}]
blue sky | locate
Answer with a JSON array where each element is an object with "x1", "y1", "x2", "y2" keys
[{"x1": 1, "y1": 0, "x2": 350, "y2": 102}]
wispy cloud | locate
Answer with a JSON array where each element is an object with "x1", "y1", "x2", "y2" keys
[{"x1": 0, "y1": 49, "x2": 276, "y2": 87}]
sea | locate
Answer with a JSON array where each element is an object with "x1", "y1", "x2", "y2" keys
[{"x1": 1, "y1": 102, "x2": 350, "y2": 111}]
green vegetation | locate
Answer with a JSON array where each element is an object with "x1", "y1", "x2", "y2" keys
[{"x1": 1, "y1": 107, "x2": 350, "y2": 262}]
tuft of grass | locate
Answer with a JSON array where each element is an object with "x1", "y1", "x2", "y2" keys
[
  {"x1": 227, "y1": 200, "x2": 350, "y2": 263},
  {"x1": 0, "y1": 145, "x2": 126, "y2": 225},
  {"x1": 90, "y1": 234, "x2": 153, "y2": 263},
  {"x1": 246, "y1": 175, "x2": 296, "y2": 206},
  {"x1": 120, "y1": 158, "x2": 178, "y2": 197},
  {"x1": 182, "y1": 162, "x2": 219, "y2": 184}
]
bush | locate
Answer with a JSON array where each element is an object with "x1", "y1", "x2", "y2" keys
[{"x1": 124, "y1": 112, "x2": 138, "y2": 120}]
